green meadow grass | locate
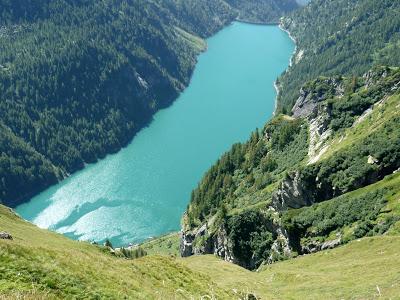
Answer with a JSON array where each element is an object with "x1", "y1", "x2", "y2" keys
[
  {"x1": 1, "y1": 173, "x2": 400, "y2": 299},
  {"x1": 0, "y1": 205, "x2": 232, "y2": 299},
  {"x1": 183, "y1": 236, "x2": 400, "y2": 299},
  {"x1": 140, "y1": 232, "x2": 180, "y2": 256},
  {"x1": 321, "y1": 93, "x2": 400, "y2": 161}
]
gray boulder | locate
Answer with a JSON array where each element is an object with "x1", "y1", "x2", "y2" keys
[
  {"x1": 292, "y1": 77, "x2": 343, "y2": 119},
  {"x1": 0, "y1": 232, "x2": 13, "y2": 240},
  {"x1": 272, "y1": 171, "x2": 315, "y2": 211}
]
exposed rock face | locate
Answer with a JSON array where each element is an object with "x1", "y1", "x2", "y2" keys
[
  {"x1": 213, "y1": 227, "x2": 236, "y2": 263},
  {"x1": 193, "y1": 224, "x2": 214, "y2": 255},
  {"x1": 180, "y1": 231, "x2": 193, "y2": 257},
  {"x1": 364, "y1": 67, "x2": 389, "y2": 88},
  {"x1": 272, "y1": 171, "x2": 314, "y2": 211},
  {"x1": 268, "y1": 225, "x2": 292, "y2": 263},
  {"x1": 181, "y1": 224, "x2": 220, "y2": 255},
  {"x1": 291, "y1": 77, "x2": 343, "y2": 119},
  {"x1": 291, "y1": 78, "x2": 346, "y2": 164},
  {"x1": 180, "y1": 224, "x2": 236, "y2": 263},
  {"x1": 302, "y1": 237, "x2": 341, "y2": 254},
  {"x1": 0, "y1": 232, "x2": 13, "y2": 240},
  {"x1": 291, "y1": 87, "x2": 319, "y2": 118},
  {"x1": 320, "y1": 237, "x2": 342, "y2": 251},
  {"x1": 307, "y1": 104, "x2": 332, "y2": 164},
  {"x1": 295, "y1": 49, "x2": 304, "y2": 64},
  {"x1": 367, "y1": 155, "x2": 379, "y2": 165}
]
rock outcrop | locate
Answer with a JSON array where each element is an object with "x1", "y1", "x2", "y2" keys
[
  {"x1": 302, "y1": 237, "x2": 342, "y2": 254},
  {"x1": 291, "y1": 77, "x2": 343, "y2": 119},
  {"x1": 180, "y1": 224, "x2": 236, "y2": 263},
  {"x1": 0, "y1": 232, "x2": 13, "y2": 240},
  {"x1": 307, "y1": 104, "x2": 332, "y2": 164},
  {"x1": 364, "y1": 66, "x2": 389, "y2": 88},
  {"x1": 272, "y1": 171, "x2": 314, "y2": 211},
  {"x1": 180, "y1": 224, "x2": 210, "y2": 257},
  {"x1": 268, "y1": 225, "x2": 292, "y2": 263},
  {"x1": 291, "y1": 77, "x2": 346, "y2": 164},
  {"x1": 367, "y1": 155, "x2": 379, "y2": 165},
  {"x1": 213, "y1": 227, "x2": 236, "y2": 263}
]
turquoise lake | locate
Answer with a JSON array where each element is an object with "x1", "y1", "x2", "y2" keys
[{"x1": 16, "y1": 22, "x2": 294, "y2": 246}]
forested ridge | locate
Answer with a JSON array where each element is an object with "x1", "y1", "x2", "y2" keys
[
  {"x1": 0, "y1": 0, "x2": 297, "y2": 206},
  {"x1": 276, "y1": 0, "x2": 400, "y2": 112},
  {"x1": 188, "y1": 68, "x2": 400, "y2": 225},
  {"x1": 225, "y1": 0, "x2": 298, "y2": 24},
  {"x1": 182, "y1": 0, "x2": 400, "y2": 270},
  {"x1": 184, "y1": 66, "x2": 400, "y2": 269}
]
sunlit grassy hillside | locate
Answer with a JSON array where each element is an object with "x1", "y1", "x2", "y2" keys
[
  {"x1": 1, "y1": 178, "x2": 400, "y2": 300},
  {"x1": 184, "y1": 174, "x2": 400, "y2": 298},
  {"x1": 0, "y1": 205, "x2": 233, "y2": 299},
  {"x1": 184, "y1": 235, "x2": 400, "y2": 299}
]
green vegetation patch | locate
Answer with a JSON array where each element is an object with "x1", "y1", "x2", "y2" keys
[
  {"x1": 283, "y1": 173, "x2": 400, "y2": 251},
  {"x1": 226, "y1": 209, "x2": 275, "y2": 269},
  {"x1": 182, "y1": 235, "x2": 400, "y2": 299},
  {"x1": 329, "y1": 67, "x2": 400, "y2": 131},
  {"x1": 187, "y1": 116, "x2": 308, "y2": 229},
  {"x1": 140, "y1": 232, "x2": 180, "y2": 256}
]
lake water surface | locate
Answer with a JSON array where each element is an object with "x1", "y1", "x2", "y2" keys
[{"x1": 16, "y1": 22, "x2": 294, "y2": 246}]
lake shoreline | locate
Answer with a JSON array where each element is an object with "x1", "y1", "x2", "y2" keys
[
  {"x1": 236, "y1": 18, "x2": 280, "y2": 26},
  {"x1": 13, "y1": 20, "x2": 296, "y2": 210},
  {"x1": 273, "y1": 20, "x2": 298, "y2": 115},
  {"x1": 8, "y1": 21, "x2": 231, "y2": 209},
  {"x1": 16, "y1": 23, "x2": 295, "y2": 248}
]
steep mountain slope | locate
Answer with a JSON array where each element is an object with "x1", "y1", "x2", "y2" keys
[
  {"x1": 181, "y1": 67, "x2": 400, "y2": 269},
  {"x1": 225, "y1": 0, "x2": 298, "y2": 24},
  {"x1": 0, "y1": 0, "x2": 298, "y2": 207},
  {"x1": 276, "y1": 0, "x2": 400, "y2": 112},
  {"x1": 179, "y1": 0, "x2": 400, "y2": 270},
  {"x1": 0, "y1": 0, "x2": 232, "y2": 207}
]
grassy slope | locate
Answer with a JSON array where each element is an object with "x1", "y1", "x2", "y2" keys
[
  {"x1": 2, "y1": 175, "x2": 400, "y2": 298},
  {"x1": 183, "y1": 174, "x2": 400, "y2": 298},
  {"x1": 322, "y1": 92, "x2": 400, "y2": 161},
  {"x1": 183, "y1": 235, "x2": 400, "y2": 299},
  {"x1": 0, "y1": 206, "x2": 232, "y2": 299},
  {"x1": 140, "y1": 232, "x2": 180, "y2": 256}
]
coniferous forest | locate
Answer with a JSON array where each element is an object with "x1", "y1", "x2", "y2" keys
[
  {"x1": 0, "y1": 0, "x2": 297, "y2": 206},
  {"x1": 276, "y1": 0, "x2": 400, "y2": 112}
]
